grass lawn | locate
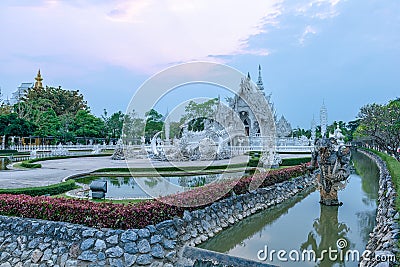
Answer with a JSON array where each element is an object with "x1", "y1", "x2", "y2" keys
[{"x1": 367, "y1": 149, "x2": 400, "y2": 203}]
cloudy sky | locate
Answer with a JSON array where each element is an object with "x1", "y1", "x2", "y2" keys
[{"x1": 0, "y1": 0, "x2": 399, "y2": 128}]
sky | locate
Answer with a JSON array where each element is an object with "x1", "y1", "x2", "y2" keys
[{"x1": 0, "y1": 0, "x2": 399, "y2": 129}]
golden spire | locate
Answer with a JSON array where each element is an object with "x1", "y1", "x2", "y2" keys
[{"x1": 34, "y1": 69, "x2": 43, "y2": 89}]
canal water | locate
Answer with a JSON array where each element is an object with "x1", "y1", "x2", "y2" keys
[{"x1": 199, "y1": 151, "x2": 379, "y2": 267}]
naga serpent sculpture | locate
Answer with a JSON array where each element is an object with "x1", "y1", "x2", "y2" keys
[{"x1": 310, "y1": 137, "x2": 351, "y2": 206}]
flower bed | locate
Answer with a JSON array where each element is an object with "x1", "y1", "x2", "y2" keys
[{"x1": 0, "y1": 165, "x2": 309, "y2": 229}]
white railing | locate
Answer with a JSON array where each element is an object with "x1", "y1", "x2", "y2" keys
[
  {"x1": 231, "y1": 145, "x2": 312, "y2": 155},
  {"x1": 8, "y1": 144, "x2": 312, "y2": 155},
  {"x1": 11, "y1": 144, "x2": 118, "y2": 152}
]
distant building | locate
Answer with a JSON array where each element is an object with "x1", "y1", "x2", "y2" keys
[
  {"x1": 10, "y1": 69, "x2": 43, "y2": 104},
  {"x1": 11, "y1": 82, "x2": 33, "y2": 104}
]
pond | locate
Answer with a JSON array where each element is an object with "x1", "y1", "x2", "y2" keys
[
  {"x1": 199, "y1": 151, "x2": 379, "y2": 267},
  {"x1": 0, "y1": 157, "x2": 10, "y2": 170},
  {"x1": 75, "y1": 172, "x2": 242, "y2": 199}
]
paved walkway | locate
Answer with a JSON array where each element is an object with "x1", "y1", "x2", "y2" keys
[{"x1": 0, "y1": 153, "x2": 309, "y2": 189}]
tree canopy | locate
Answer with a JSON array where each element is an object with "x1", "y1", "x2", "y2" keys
[
  {"x1": 355, "y1": 98, "x2": 400, "y2": 159},
  {"x1": 22, "y1": 86, "x2": 87, "y2": 116},
  {"x1": 144, "y1": 109, "x2": 164, "y2": 141}
]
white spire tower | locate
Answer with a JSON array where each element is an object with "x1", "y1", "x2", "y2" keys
[
  {"x1": 311, "y1": 115, "x2": 316, "y2": 144},
  {"x1": 257, "y1": 64, "x2": 264, "y2": 91},
  {"x1": 320, "y1": 100, "x2": 328, "y2": 138}
]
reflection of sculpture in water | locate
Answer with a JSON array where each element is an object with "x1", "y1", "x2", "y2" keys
[
  {"x1": 300, "y1": 205, "x2": 351, "y2": 267},
  {"x1": 310, "y1": 137, "x2": 351, "y2": 206}
]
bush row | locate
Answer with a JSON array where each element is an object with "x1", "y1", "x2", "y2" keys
[
  {"x1": 0, "y1": 165, "x2": 308, "y2": 229},
  {"x1": 0, "y1": 149, "x2": 18, "y2": 154},
  {"x1": 233, "y1": 165, "x2": 308, "y2": 194},
  {"x1": 0, "y1": 180, "x2": 77, "y2": 196},
  {"x1": 20, "y1": 161, "x2": 42, "y2": 168},
  {"x1": 281, "y1": 157, "x2": 311, "y2": 166}
]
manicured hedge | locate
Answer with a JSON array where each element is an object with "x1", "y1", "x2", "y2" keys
[
  {"x1": 0, "y1": 150, "x2": 18, "y2": 154},
  {"x1": 20, "y1": 161, "x2": 42, "y2": 168},
  {"x1": 233, "y1": 165, "x2": 307, "y2": 194},
  {"x1": 0, "y1": 180, "x2": 77, "y2": 196},
  {"x1": 281, "y1": 157, "x2": 311, "y2": 166},
  {"x1": 0, "y1": 165, "x2": 308, "y2": 229},
  {"x1": 247, "y1": 156, "x2": 260, "y2": 167}
]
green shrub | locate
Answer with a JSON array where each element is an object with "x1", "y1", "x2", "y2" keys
[
  {"x1": 247, "y1": 157, "x2": 260, "y2": 167},
  {"x1": 20, "y1": 161, "x2": 42, "y2": 168},
  {"x1": 281, "y1": 157, "x2": 311, "y2": 166},
  {"x1": 0, "y1": 180, "x2": 77, "y2": 196},
  {"x1": 0, "y1": 150, "x2": 18, "y2": 154}
]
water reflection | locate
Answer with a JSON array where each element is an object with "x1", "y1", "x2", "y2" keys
[
  {"x1": 301, "y1": 205, "x2": 351, "y2": 267},
  {"x1": 200, "y1": 152, "x2": 379, "y2": 267},
  {"x1": 75, "y1": 173, "x2": 230, "y2": 199},
  {"x1": 352, "y1": 151, "x2": 379, "y2": 205}
]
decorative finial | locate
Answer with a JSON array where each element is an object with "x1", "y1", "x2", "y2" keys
[
  {"x1": 247, "y1": 72, "x2": 251, "y2": 80},
  {"x1": 257, "y1": 64, "x2": 264, "y2": 91},
  {"x1": 34, "y1": 69, "x2": 43, "y2": 89}
]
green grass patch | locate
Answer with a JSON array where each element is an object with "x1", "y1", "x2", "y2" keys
[
  {"x1": 0, "y1": 180, "x2": 78, "y2": 196},
  {"x1": 365, "y1": 148, "x2": 400, "y2": 194}
]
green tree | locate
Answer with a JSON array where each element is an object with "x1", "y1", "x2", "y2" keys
[
  {"x1": 59, "y1": 114, "x2": 76, "y2": 143},
  {"x1": 144, "y1": 109, "x2": 164, "y2": 141},
  {"x1": 169, "y1": 121, "x2": 183, "y2": 139},
  {"x1": 182, "y1": 98, "x2": 218, "y2": 131},
  {"x1": 34, "y1": 108, "x2": 61, "y2": 138},
  {"x1": 73, "y1": 110, "x2": 104, "y2": 140},
  {"x1": 355, "y1": 99, "x2": 400, "y2": 159},
  {"x1": 107, "y1": 111, "x2": 124, "y2": 139},
  {"x1": 22, "y1": 86, "x2": 87, "y2": 117},
  {"x1": 291, "y1": 127, "x2": 311, "y2": 138},
  {"x1": 123, "y1": 111, "x2": 145, "y2": 142},
  {"x1": 0, "y1": 113, "x2": 36, "y2": 146}
]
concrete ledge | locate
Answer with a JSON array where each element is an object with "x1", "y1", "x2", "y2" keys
[{"x1": 183, "y1": 246, "x2": 277, "y2": 267}]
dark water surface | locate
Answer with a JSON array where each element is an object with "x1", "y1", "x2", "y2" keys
[
  {"x1": 76, "y1": 173, "x2": 239, "y2": 199},
  {"x1": 199, "y1": 152, "x2": 379, "y2": 267}
]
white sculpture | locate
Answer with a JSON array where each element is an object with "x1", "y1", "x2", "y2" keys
[
  {"x1": 92, "y1": 144, "x2": 101, "y2": 154},
  {"x1": 51, "y1": 143, "x2": 69, "y2": 156},
  {"x1": 30, "y1": 149, "x2": 38, "y2": 159}
]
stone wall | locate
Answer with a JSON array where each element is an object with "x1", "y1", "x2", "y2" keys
[
  {"x1": 0, "y1": 174, "x2": 314, "y2": 267},
  {"x1": 359, "y1": 150, "x2": 399, "y2": 267}
]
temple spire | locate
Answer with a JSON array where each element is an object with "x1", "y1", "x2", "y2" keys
[
  {"x1": 257, "y1": 64, "x2": 264, "y2": 91},
  {"x1": 34, "y1": 69, "x2": 43, "y2": 89},
  {"x1": 320, "y1": 100, "x2": 328, "y2": 138}
]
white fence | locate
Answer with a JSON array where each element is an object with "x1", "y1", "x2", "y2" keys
[
  {"x1": 8, "y1": 144, "x2": 312, "y2": 154},
  {"x1": 10, "y1": 144, "x2": 118, "y2": 152}
]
